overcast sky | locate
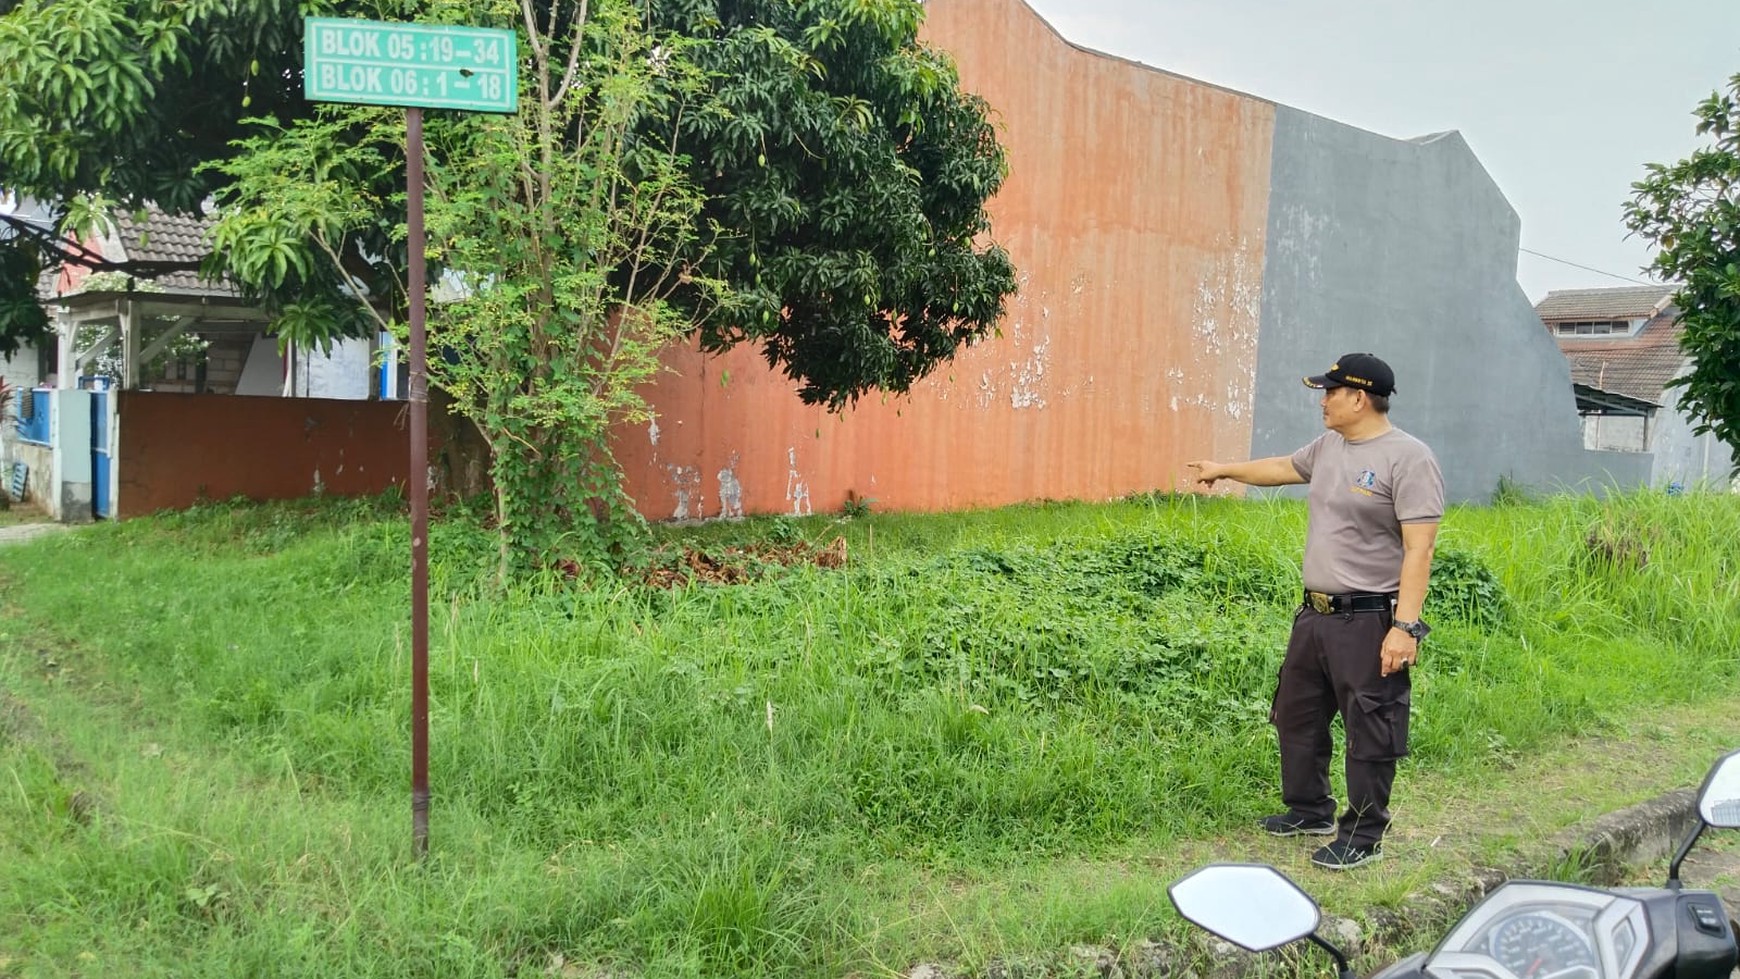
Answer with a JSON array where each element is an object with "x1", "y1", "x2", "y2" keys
[{"x1": 1018, "y1": 0, "x2": 1740, "y2": 303}]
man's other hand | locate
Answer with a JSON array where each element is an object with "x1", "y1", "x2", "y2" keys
[{"x1": 1381, "y1": 628, "x2": 1418, "y2": 676}]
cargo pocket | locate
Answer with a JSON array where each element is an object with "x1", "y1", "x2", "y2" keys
[
  {"x1": 1350, "y1": 688, "x2": 1411, "y2": 761},
  {"x1": 1272, "y1": 608, "x2": 1308, "y2": 727}
]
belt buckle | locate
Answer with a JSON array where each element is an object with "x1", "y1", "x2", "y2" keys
[{"x1": 1308, "y1": 592, "x2": 1333, "y2": 614}]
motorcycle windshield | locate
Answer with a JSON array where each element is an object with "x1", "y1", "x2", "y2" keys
[{"x1": 1422, "y1": 881, "x2": 1650, "y2": 979}]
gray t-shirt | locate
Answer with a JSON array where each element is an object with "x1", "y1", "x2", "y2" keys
[{"x1": 1290, "y1": 428, "x2": 1444, "y2": 594}]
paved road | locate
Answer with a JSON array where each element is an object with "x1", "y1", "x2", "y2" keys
[
  {"x1": 1682, "y1": 835, "x2": 1740, "y2": 912},
  {"x1": 0, "y1": 522, "x2": 69, "y2": 547}
]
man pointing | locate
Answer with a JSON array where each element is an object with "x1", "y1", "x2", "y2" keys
[{"x1": 1187, "y1": 353, "x2": 1444, "y2": 870}]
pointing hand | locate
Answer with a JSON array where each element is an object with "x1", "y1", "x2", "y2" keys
[{"x1": 1185, "y1": 461, "x2": 1226, "y2": 486}]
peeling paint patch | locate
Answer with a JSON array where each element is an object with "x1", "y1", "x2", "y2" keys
[
  {"x1": 667, "y1": 465, "x2": 703, "y2": 520},
  {"x1": 1224, "y1": 378, "x2": 1249, "y2": 420},
  {"x1": 717, "y1": 453, "x2": 744, "y2": 519},
  {"x1": 1173, "y1": 236, "x2": 1264, "y2": 422},
  {"x1": 925, "y1": 264, "x2": 1078, "y2": 411},
  {"x1": 784, "y1": 447, "x2": 812, "y2": 517},
  {"x1": 977, "y1": 369, "x2": 997, "y2": 409},
  {"x1": 1009, "y1": 336, "x2": 1051, "y2": 410},
  {"x1": 935, "y1": 268, "x2": 1076, "y2": 410}
]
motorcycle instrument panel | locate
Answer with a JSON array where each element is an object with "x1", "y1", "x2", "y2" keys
[{"x1": 1425, "y1": 882, "x2": 1649, "y2": 979}]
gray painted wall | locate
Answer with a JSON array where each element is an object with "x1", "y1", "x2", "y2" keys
[{"x1": 1249, "y1": 106, "x2": 1650, "y2": 502}]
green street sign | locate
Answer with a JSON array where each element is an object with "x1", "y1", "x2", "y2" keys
[{"x1": 304, "y1": 17, "x2": 518, "y2": 114}]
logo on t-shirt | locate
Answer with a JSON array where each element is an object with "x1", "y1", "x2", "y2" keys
[{"x1": 1351, "y1": 469, "x2": 1378, "y2": 496}]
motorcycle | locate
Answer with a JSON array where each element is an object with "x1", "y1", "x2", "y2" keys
[{"x1": 1168, "y1": 748, "x2": 1740, "y2": 979}]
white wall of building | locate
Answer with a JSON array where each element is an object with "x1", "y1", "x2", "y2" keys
[
  {"x1": 1581, "y1": 415, "x2": 1647, "y2": 454},
  {"x1": 236, "y1": 334, "x2": 372, "y2": 399},
  {"x1": 296, "y1": 337, "x2": 372, "y2": 400},
  {"x1": 1, "y1": 343, "x2": 42, "y2": 391},
  {"x1": 1650, "y1": 402, "x2": 1738, "y2": 490},
  {"x1": 234, "y1": 334, "x2": 285, "y2": 396}
]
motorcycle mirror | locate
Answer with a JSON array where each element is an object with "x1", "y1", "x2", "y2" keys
[
  {"x1": 1668, "y1": 747, "x2": 1740, "y2": 888},
  {"x1": 1697, "y1": 750, "x2": 1740, "y2": 828},
  {"x1": 1168, "y1": 863, "x2": 1321, "y2": 953}
]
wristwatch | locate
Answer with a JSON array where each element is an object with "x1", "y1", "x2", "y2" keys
[{"x1": 1392, "y1": 619, "x2": 1431, "y2": 640}]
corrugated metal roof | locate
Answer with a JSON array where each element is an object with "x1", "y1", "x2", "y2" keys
[{"x1": 1534, "y1": 285, "x2": 1674, "y2": 322}]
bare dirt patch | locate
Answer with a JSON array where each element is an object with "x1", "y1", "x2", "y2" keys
[{"x1": 627, "y1": 535, "x2": 849, "y2": 587}]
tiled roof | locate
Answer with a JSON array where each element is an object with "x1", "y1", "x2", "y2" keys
[
  {"x1": 110, "y1": 204, "x2": 236, "y2": 297},
  {"x1": 1554, "y1": 310, "x2": 1686, "y2": 406},
  {"x1": 1534, "y1": 285, "x2": 1674, "y2": 322}
]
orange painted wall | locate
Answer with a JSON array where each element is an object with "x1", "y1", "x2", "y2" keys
[
  {"x1": 115, "y1": 392, "x2": 488, "y2": 517},
  {"x1": 612, "y1": 0, "x2": 1275, "y2": 521}
]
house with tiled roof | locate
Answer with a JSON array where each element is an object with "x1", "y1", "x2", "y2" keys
[
  {"x1": 8, "y1": 202, "x2": 378, "y2": 520},
  {"x1": 47, "y1": 204, "x2": 373, "y2": 398},
  {"x1": 106, "y1": 207, "x2": 236, "y2": 297},
  {"x1": 1536, "y1": 286, "x2": 1736, "y2": 488}
]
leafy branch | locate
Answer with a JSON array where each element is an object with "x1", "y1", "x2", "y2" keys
[{"x1": 1624, "y1": 71, "x2": 1740, "y2": 473}]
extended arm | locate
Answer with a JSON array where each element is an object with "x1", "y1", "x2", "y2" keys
[{"x1": 1185, "y1": 457, "x2": 1307, "y2": 488}]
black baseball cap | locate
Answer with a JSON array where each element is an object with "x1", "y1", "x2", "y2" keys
[{"x1": 1303, "y1": 353, "x2": 1396, "y2": 397}]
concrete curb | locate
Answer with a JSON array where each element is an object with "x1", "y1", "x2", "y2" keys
[
  {"x1": 1571, "y1": 788, "x2": 1697, "y2": 884},
  {"x1": 903, "y1": 787, "x2": 1702, "y2": 979}
]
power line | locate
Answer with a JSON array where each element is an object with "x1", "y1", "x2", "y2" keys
[{"x1": 1518, "y1": 247, "x2": 1658, "y2": 287}]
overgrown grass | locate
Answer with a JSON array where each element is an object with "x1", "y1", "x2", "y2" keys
[{"x1": 1, "y1": 489, "x2": 1738, "y2": 976}]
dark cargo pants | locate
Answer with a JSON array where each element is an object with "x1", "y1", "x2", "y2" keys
[{"x1": 1270, "y1": 605, "x2": 1412, "y2": 849}]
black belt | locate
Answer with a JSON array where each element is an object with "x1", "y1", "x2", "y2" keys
[{"x1": 1303, "y1": 590, "x2": 1396, "y2": 614}]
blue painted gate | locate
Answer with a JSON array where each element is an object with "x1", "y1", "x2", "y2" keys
[{"x1": 91, "y1": 389, "x2": 111, "y2": 519}]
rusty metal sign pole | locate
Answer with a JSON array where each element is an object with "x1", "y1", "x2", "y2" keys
[
  {"x1": 407, "y1": 105, "x2": 431, "y2": 861},
  {"x1": 303, "y1": 16, "x2": 518, "y2": 862}
]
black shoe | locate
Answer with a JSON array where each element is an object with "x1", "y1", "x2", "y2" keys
[
  {"x1": 1259, "y1": 813, "x2": 1337, "y2": 837},
  {"x1": 1311, "y1": 840, "x2": 1383, "y2": 870}
]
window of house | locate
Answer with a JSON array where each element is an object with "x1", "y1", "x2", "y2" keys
[{"x1": 1555, "y1": 319, "x2": 1633, "y2": 337}]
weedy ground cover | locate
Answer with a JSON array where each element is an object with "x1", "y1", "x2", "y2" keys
[{"x1": 0, "y1": 489, "x2": 1735, "y2": 977}]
